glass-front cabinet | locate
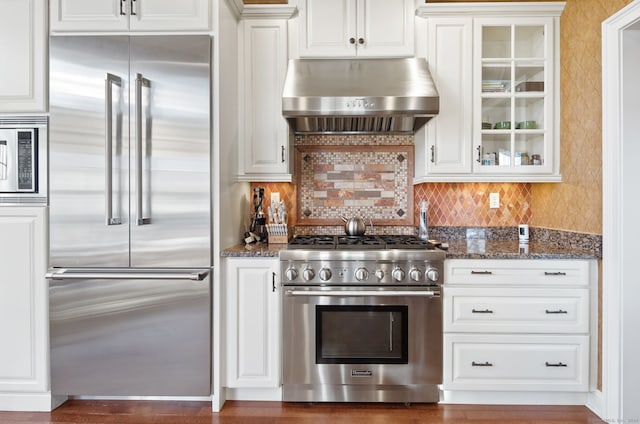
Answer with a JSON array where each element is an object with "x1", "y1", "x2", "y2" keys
[{"x1": 474, "y1": 18, "x2": 556, "y2": 176}]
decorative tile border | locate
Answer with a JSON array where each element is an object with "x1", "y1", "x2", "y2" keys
[
  {"x1": 295, "y1": 134, "x2": 414, "y2": 146},
  {"x1": 295, "y1": 145, "x2": 414, "y2": 226}
]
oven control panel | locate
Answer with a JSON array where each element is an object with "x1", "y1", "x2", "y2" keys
[{"x1": 282, "y1": 260, "x2": 442, "y2": 286}]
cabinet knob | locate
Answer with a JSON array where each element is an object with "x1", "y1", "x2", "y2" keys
[
  {"x1": 349, "y1": 37, "x2": 356, "y2": 44},
  {"x1": 430, "y1": 145, "x2": 435, "y2": 163},
  {"x1": 130, "y1": 0, "x2": 137, "y2": 16},
  {"x1": 120, "y1": 0, "x2": 127, "y2": 16},
  {"x1": 281, "y1": 145, "x2": 285, "y2": 163},
  {"x1": 358, "y1": 38, "x2": 365, "y2": 45},
  {"x1": 476, "y1": 145, "x2": 482, "y2": 163}
]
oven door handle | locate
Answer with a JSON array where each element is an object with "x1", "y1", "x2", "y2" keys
[{"x1": 285, "y1": 290, "x2": 440, "y2": 297}]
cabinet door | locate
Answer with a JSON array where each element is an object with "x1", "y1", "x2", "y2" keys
[
  {"x1": 298, "y1": 0, "x2": 357, "y2": 58},
  {"x1": 473, "y1": 17, "x2": 556, "y2": 177},
  {"x1": 129, "y1": 0, "x2": 210, "y2": 31},
  {"x1": 238, "y1": 19, "x2": 291, "y2": 181},
  {"x1": 357, "y1": 0, "x2": 414, "y2": 57},
  {"x1": 0, "y1": 207, "x2": 48, "y2": 393},
  {"x1": 0, "y1": 0, "x2": 46, "y2": 112},
  {"x1": 50, "y1": 0, "x2": 209, "y2": 32},
  {"x1": 50, "y1": 0, "x2": 129, "y2": 32},
  {"x1": 418, "y1": 17, "x2": 472, "y2": 179},
  {"x1": 225, "y1": 258, "x2": 281, "y2": 388}
]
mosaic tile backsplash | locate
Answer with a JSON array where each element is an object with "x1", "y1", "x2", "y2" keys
[{"x1": 295, "y1": 145, "x2": 414, "y2": 226}]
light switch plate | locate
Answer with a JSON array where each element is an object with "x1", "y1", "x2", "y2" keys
[
  {"x1": 271, "y1": 192, "x2": 280, "y2": 204},
  {"x1": 489, "y1": 192, "x2": 500, "y2": 209}
]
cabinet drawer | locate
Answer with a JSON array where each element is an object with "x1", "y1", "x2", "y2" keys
[
  {"x1": 443, "y1": 334, "x2": 589, "y2": 392},
  {"x1": 445, "y1": 259, "x2": 589, "y2": 286},
  {"x1": 444, "y1": 287, "x2": 589, "y2": 333}
]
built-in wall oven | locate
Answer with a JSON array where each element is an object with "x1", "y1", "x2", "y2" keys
[
  {"x1": 281, "y1": 235, "x2": 445, "y2": 403},
  {"x1": 0, "y1": 116, "x2": 47, "y2": 203}
]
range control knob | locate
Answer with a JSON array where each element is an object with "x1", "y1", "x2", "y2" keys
[
  {"x1": 374, "y1": 269, "x2": 385, "y2": 280},
  {"x1": 354, "y1": 267, "x2": 369, "y2": 281},
  {"x1": 318, "y1": 268, "x2": 332, "y2": 281},
  {"x1": 285, "y1": 267, "x2": 298, "y2": 281},
  {"x1": 409, "y1": 268, "x2": 422, "y2": 282},
  {"x1": 302, "y1": 267, "x2": 315, "y2": 281},
  {"x1": 426, "y1": 268, "x2": 440, "y2": 283},
  {"x1": 392, "y1": 268, "x2": 406, "y2": 282}
]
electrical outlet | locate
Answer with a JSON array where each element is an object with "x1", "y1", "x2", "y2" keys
[
  {"x1": 270, "y1": 192, "x2": 280, "y2": 204},
  {"x1": 489, "y1": 192, "x2": 500, "y2": 209}
]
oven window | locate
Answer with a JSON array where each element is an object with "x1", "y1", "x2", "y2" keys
[{"x1": 315, "y1": 305, "x2": 408, "y2": 364}]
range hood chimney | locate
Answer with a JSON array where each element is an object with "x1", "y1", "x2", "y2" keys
[{"x1": 282, "y1": 58, "x2": 439, "y2": 134}]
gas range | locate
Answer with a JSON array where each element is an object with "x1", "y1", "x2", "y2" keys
[
  {"x1": 287, "y1": 234, "x2": 438, "y2": 250},
  {"x1": 281, "y1": 235, "x2": 445, "y2": 287}
]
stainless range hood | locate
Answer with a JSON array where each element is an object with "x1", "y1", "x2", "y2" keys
[{"x1": 282, "y1": 58, "x2": 439, "y2": 134}]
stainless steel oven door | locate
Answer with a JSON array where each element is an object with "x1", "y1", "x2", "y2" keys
[{"x1": 282, "y1": 285, "x2": 442, "y2": 403}]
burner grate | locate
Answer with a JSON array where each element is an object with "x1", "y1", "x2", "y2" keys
[{"x1": 287, "y1": 234, "x2": 437, "y2": 250}]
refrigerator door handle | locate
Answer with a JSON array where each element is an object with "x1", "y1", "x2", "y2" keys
[
  {"x1": 136, "y1": 73, "x2": 152, "y2": 226},
  {"x1": 105, "y1": 73, "x2": 123, "y2": 226},
  {"x1": 46, "y1": 268, "x2": 210, "y2": 281}
]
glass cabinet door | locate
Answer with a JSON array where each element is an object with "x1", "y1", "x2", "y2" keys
[{"x1": 475, "y1": 19, "x2": 553, "y2": 174}]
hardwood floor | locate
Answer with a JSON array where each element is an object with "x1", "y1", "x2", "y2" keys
[{"x1": 0, "y1": 400, "x2": 606, "y2": 423}]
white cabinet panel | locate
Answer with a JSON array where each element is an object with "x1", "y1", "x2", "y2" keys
[
  {"x1": 298, "y1": 0, "x2": 414, "y2": 58},
  {"x1": 419, "y1": 18, "x2": 473, "y2": 177},
  {"x1": 0, "y1": 0, "x2": 46, "y2": 112},
  {"x1": 225, "y1": 258, "x2": 281, "y2": 389},
  {"x1": 444, "y1": 334, "x2": 589, "y2": 392},
  {"x1": 445, "y1": 259, "x2": 590, "y2": 287},
  {"x1": 0, "y1": 207, "x2": 48, "y2": 393},
  {"x1": 50, "y1": 0, "x2": 210, "y2": 32},
  {"x1": 444, "y1": 287, "x2": 589, "y2": 333},
  {"x1": 237, "y1": 19, "x2": 291, "y2": 181}
]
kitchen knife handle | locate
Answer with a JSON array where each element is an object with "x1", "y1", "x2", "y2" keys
[
  {"x1": 105, "y1": 73, "x2": 123, "y2": 226},
  {"x1": 136, "y1": 73, "x2": 152, "y2": 226}
]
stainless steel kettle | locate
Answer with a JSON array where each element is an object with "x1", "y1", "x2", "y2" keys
[{"x1": 341, "y1": 216, "x2": 367, "y2": 236}]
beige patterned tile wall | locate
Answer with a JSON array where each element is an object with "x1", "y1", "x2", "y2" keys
[{"x1": 531, "y1": 0, "x2": 633, "y2": 235}]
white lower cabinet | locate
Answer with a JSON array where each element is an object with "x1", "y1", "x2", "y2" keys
[
  {"x1": 0, "y1": 206, "x2": 50, "y2": 411},
  {"x1": 444, "y1": 334, "x2": 589, "y2": 392},
  {"x1": 224, "y1": 257, "x2": 281, "y2": 396},
  {"x1": 443, "y1": 259, "x2": 593, "y2": 398}
]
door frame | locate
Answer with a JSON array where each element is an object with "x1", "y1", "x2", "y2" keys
[{"x1": 601, "y1": 0, "x2": 640, "y2": 420}]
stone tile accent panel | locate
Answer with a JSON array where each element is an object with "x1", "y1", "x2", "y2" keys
[{"x1": 295, "y1": 145, "x2": 414, "y2": 226}]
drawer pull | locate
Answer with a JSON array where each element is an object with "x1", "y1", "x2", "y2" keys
[
  {"x1": 545, "y1": 361, "x2": 568, "y2": 367},
  {"x1": 472, "y1": 308, "x2": 494, "y2": 314},
  {"x1": 545, "y1": 309, "x2": 568, "y2": 314},
  {"x1": 472, "y1": 361, "x2": 493, "y2": 367},
  {"x1": 471, "y1": 270, "x2": 493, "y2": 275},
  {"x1": 544, "y1": 271, "x2": 567, "y2": 276}
]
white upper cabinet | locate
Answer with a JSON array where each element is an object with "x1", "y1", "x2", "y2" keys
[
  {"x1": 297, "y1": 0, "x2": 415, "y2": 58},
  {"x1": 415, "y1": 2, "x2": 564, "y2": 183},
  {"x1": 0, "y1": 0, "x2": 47, "y2": 113},
  {"x1": 418, "y1": 17, "x2": 473, "y2": 176},
  {"x1": 237, "y1": 18, "x2": 291, "y2": 182},
  {"x1": 50, "y1": 0, "x2": 210, "y2": 32}
]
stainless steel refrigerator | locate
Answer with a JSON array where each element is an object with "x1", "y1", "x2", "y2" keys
[{"x1": 47, "y1": 35, "x2": 212, "y2": 397}]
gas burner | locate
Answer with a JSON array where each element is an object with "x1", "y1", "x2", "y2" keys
[
  {"x1": 378, "y1": 235, "x2": 437, "y2": 250},
  {"x1": 336, "y1": 235, "x2": 385, "y2": 249},
  {"x1": 287, "y1": 235, "x2": 336, "y2": 249}
]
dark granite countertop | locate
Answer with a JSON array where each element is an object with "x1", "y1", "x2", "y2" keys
[
  {"x1": 442, "y1": 239, "x2": 600, "y2": 260},
  {"x1": 221, "y1": 242, "x2": 287, "y2": 258},
  {"x1": 221, "y1": 240, "x2": 599, "y2": 260}
]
